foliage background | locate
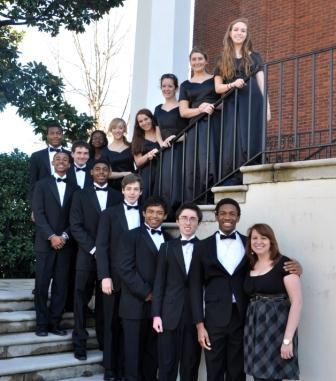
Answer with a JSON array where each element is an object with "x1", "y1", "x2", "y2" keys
[{"x1": 0, "y1": 150, "x2": 35, "y2": 278}]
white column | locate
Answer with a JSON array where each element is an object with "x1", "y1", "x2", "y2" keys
[{"x1": 129, "y1": 0, "x2": 194, "y2": 134}]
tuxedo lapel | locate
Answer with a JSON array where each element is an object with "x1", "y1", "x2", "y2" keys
[
  {"x1": 48, "y1": 177, "x2": 62, "y2": 206},
  {"x1": 209, "y1": 234, "x2": 231, "y2": 275},
  {"x1": 233, "y1": 232, "x2": 248, "y2": 274},
  {"x1": 42, "y1": 149, "x2": 51, "y2": 175},
  {"x1": 140, "y1": 225, "x2": 159, "y2": 255},
  {"x1": 117, "y1": 203, "x2": 128, "y2": 231},
  {"x1": 173, "y1": 240, "x2": 187, "y2": 277},
  {"x1": 88, "y1": 187, "x2": 101, "y2": 212}
]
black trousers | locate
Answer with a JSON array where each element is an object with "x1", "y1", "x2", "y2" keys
[
  {"x1": 158, "y1": 320, "x2": 201, "y2": 381},
  {"x1": 122, "y1": 318, "x2": 158, "y2": 381},
  {"x1": 103, "y1": 291, "x2": 123, "y2": 378},
  {"x1": 72, "y1": 269, "x2": 104, "y2": 351},
  {"x1": 204, "y1": 305, "x2": 245, "y2": 381},
  {"x1": 35, "y1": 248, "x2": 72, "y2": 329}
]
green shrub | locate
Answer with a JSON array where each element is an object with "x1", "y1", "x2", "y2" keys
[{"x1": 0, "y1": 149, "x2": 35, "y2": 278}]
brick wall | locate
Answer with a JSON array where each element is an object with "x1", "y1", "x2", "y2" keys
[{"x1": 193, "y1": 0, "x2": 336, "y2": 161}]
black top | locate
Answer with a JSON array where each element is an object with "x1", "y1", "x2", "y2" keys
[
  {"x1": 244, "y1": 255, "x2": 290, "y2": 296},
  {"x1": 154, "y1": 105, "x2": 188, "y2": 140},
  {"x1": 179, "y1": 77, "x2": 220, "y2": 108},
  {"x1": 214, "y1": 52, "x2": 264, "y2": 81},
  {"x1": 141, "y1": 139, "x2": 160, "y2": 156},
  {"x1": 107, "y1": 147, "x2": 134, "y2": 173}
]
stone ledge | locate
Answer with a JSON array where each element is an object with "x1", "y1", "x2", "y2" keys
[
  {"x1": 211, "y1": 185, "x2": 248, "y2": 204},
  {"x1": 241, "y1": 158, "x2": 336, "y2": 184}
]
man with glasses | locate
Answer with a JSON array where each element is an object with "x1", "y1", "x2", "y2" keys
[{"x1": 152, "y1": 203, "x2": 203, "y2": 381}]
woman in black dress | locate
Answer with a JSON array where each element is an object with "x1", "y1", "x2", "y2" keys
[
  {"x1": 154, "y1": 73, "x2": 188, "y2": 215},
  {"x1": 131, "y1": 109, "x2": 159, "y2": 200},
  {"x1": 107, "y1": 118, "x2": 134, "y2": 192},
  {"x1": 88, "y1": 130, "x2": 110, "y2": 168},
  {"x1": 244, "y1": 223, "x2": 302, "y2": 381},
  {"x1": 179, "y1": 48, "x2": 221, "y2": 203},
  {"x1": 214, "y1": 18, "x2": 271, "y2": 184}
]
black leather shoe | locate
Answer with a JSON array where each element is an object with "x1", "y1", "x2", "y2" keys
[
  {"x1": 35, "y1": 328, "x2": 48, "y2": 337},
  {"x1": 74, "y1": 351, "x2": 87, "y2": 361},
  {"x1": 104, "y1": 370, "x2": 116, "y2": 381},
  {"x1": 49, "y1": 327, "x2": 67, "y2": 336}
]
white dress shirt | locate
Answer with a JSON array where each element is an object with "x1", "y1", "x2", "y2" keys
[
  {"x1": 55, "y1": 175, "x2": 66, "y2": 206},
  {"x1": 181, "y1": 234, "x2": 195, "y2": 274},
  {"x1": 216, "y1": 230, "x2": 245, "y2": 302},
  {"x1": 94, "y1": 182, "x2": 108, "y2": 211},
  {"x1": 123, "y1": 201, "x2": 140, "y2": 230},
  {"x1": 74, "y1": 164, "x2": 86, "y2": 189},
  {"x1": 145, "y1": 223, "x2": 165, "y2": 251}
]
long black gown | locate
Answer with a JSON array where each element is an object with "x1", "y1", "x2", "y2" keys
[
  {"x1": 136, "y1": 139, "x2": 160, "y2": 201},
  {"x1": 214, "y1": 52, "x2": 264, "y2": 184},
  {"x1": 107, "y1": 147, "x2": 134, "y2": 192},
  {"x1": 178, "y1": 77, "x2": 221, "y2": 202},
  {"x1": 154, "y1": 105, "x2": 188, "y2": 216}
]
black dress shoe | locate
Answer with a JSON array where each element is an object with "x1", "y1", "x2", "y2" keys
[
  {"x1": 35, "y1": 328, "x2": 48, "y2": 337},
  {"x1": 49, "y1": 327, "x2": 67, "y2": 336},
  {"x1": 104, "y1": 370, "x2": 116, "y2": 381},
  {"x1": 74, "y1": 351, "x2": 87, "y2": 361}
]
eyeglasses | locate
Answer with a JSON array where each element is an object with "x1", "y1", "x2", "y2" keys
[{"x1": 179, "y1": 216, "x2": 198, "y2": 223}]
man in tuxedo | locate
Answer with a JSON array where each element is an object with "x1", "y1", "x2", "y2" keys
[
  {"x1": 29, "y1": 122, "x2": 70, "y2": 205},
  {"x1": 189, "y1": 198, "x2": 301, "y2": 381},
  {"x1": 67, "y1": 141, "x2": 93, "y2": 189},
  {"x1": 117, "y1": 196, "x2": 170, "y2": 381},
  {"x1": 70, "y1": 158, "x2": 122, "y2": 360},
  {"x1": 65, "y1": 141, "x2": 93, "y2": 312},
  {"x1": 152, "y1": 202, "x2": 203, "y2": 381},
  {"x1": 32, "y1": 151, "x2": 78, "y2": 337},
  {"x1": 96, "y1": 173, "x2": 143, "y2": 381}
]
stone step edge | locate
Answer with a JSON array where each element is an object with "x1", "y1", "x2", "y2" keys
[
  {"x1": 0, "y1": 328, "x2": 96, "y2": 346},
  {"x1": 0, "y1": 349, "x2": 102, "y2": 376},
  {"x1": 0, "y1": 311, "x2": 74, "y2": 322}
]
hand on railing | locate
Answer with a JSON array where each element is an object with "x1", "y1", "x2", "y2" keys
[
  {"x1": 161, "y1": 135, "x2": 176, "y2": 148},
  {"x1": 146, "y1": 148, "x2": 159, "y2": 161},
  {"x1": 231, "y1": 78, "x2": 245, "y2": 89},
  {"x1": 198, "y1": 102, "x2": 215, "y2": 115}
]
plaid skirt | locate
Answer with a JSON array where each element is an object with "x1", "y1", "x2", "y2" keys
[{"x1": 244, "y1": 296, "x2": 300, "y2": 380}]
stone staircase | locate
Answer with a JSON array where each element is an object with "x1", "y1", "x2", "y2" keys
[{"x1": 0, "y1": 279, "x2": 103, "y2": 381}]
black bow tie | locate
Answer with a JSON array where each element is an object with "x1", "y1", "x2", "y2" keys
[
  {"x1": 124, "y1": 202, "x2": 139, "y2": 210},
  {"x1": 219, "y1": 232, "x2": 236, "y2": 240},
  {"x1": 50, "y1": 147, "x2": 61, "y2": 153},
  {"x1": 181, "y1": 237, "x2": 197, "y2": 246},
  {"x1": 146, "y1": 226, "x2": 162, "y2": 235},
  {"x1": 56, "y1": 177, "x2": 67, "y2": 183},
  {"x1": 75, "y1": 166, "x2": 86, "y2": 172},
  {"x1": 95, "y1": 186, "x2": 108, "y2": 192}
]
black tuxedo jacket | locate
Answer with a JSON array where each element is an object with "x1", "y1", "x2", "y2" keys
[
  {"x1": 66, "y1": 163, "x2": 93, "y2": 189},
  {"x1": 29, "y1": 147, "x2": 70, "y2": 203},
  {"x1": 117, "y1": 225, "x2": 171, "y2": 320},
  {"x1": 70, "y1": 185, "x2": 123, "y2": 271},
  {"x1": 32, "y1": 176, "x2": 78, "y2": 252},
  {"x1": 189, "y1": 232, "x2": 248, "y2": 328},
  {"x1": 152, "y1": 237, "x2": 199, "y2": 330},
  {"x1": 95, "y1": 203, "x2": 143, "y2": 292}
]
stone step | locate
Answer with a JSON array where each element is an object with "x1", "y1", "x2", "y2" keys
[
  {"x1": 58, "y1": 376, "x2": 103, "y2": 381},
  {"x1": 0, "y1": 311, "x2": 94, "y2": 334},
  {"x1": 0, "y1": 328, "x2": 98, "y2": 359},
  {"x1": 0, "y1": 279, "x2": 35, "y2": 312},
  {"x1": 0, "y1": 349, "x2": 103, "y2": 381}
]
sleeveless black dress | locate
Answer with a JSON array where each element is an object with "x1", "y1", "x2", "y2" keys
[
  {"x1": 107, "y1": 147, "x2": 134, "y2": 191},
  {"x1": 179, "y1": 77, "x2": 221, "y2": 202}
]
